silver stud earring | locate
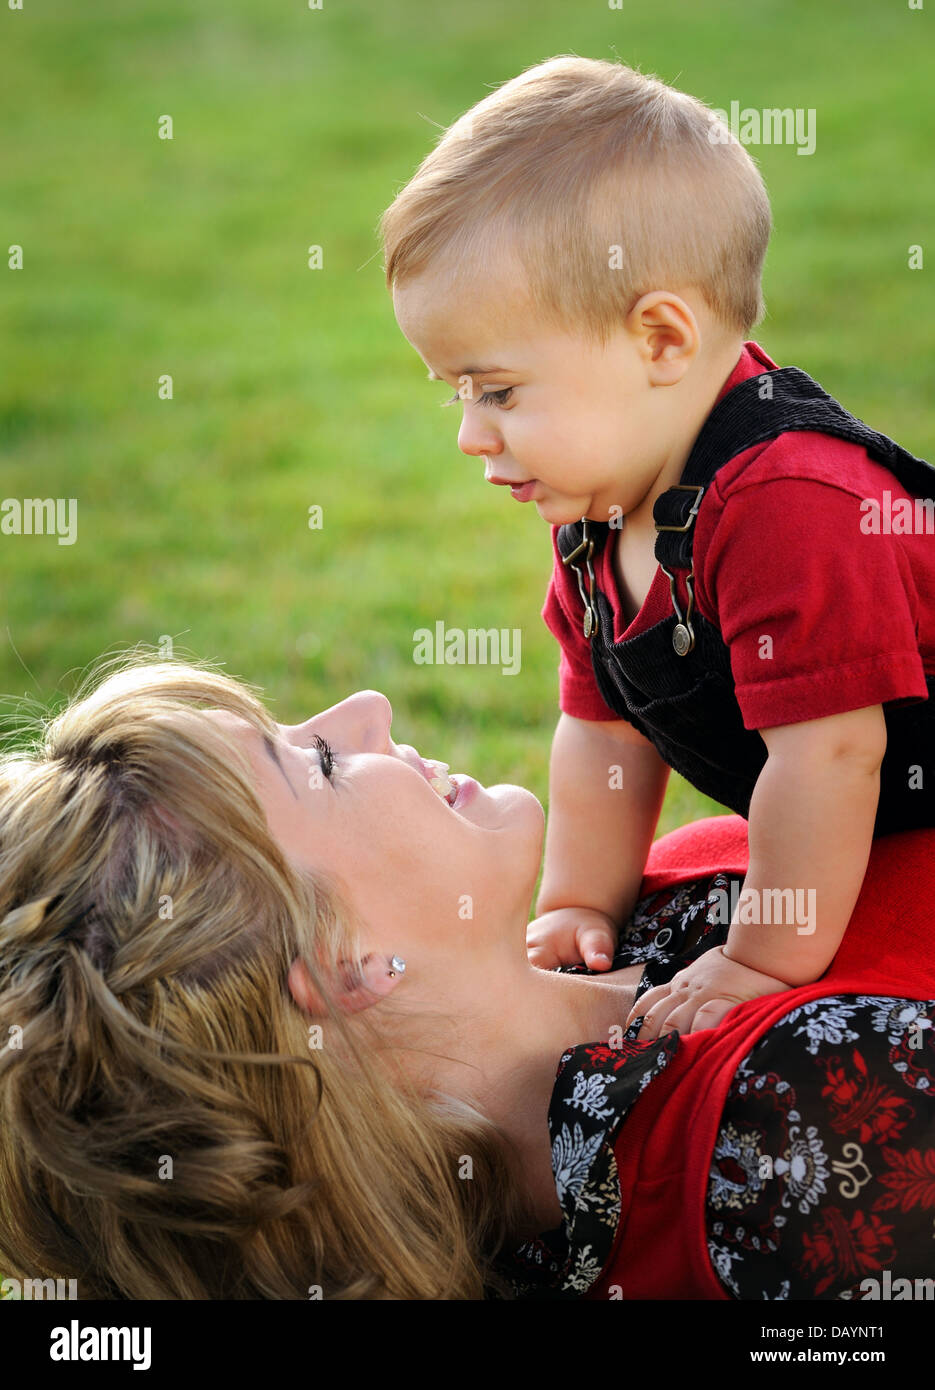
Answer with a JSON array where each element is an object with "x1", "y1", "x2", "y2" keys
[{"x1": 387, "y1": 955, "x2": 406, "y2": 978}]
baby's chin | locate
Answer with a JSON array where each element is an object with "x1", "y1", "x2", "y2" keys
[{"x1": 533, "y1": 490, "x2": 596, "y2": 526}]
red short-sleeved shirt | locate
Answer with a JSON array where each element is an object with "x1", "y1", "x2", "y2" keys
[{"x1": 541, "y1": 341, "x2": 935, "y2": 731}]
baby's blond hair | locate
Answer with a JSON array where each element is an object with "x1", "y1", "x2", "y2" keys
[{"x1": 380, "y1": 54, "x2": 771, "y2": 342}]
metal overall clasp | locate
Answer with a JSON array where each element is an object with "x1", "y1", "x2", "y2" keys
[
  {"x1": 654, "y1": 484, "x2": 705, "y2": 656},
  {"x1": 660, "y1": 564, "x2": 697, "y2": 655},
  {"x1": 561, "y1": 518, "x2": 600, "y2": 640}
]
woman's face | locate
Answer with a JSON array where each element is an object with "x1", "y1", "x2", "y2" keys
[{"x1": 208, "y1": 691, "x2": 545, "y2": 965}]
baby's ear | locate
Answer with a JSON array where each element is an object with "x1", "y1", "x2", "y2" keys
[{"x1": 287, "y1": 953, "x2": 402, "y2": 1017}]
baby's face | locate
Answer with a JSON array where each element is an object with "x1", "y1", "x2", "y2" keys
[{"x1": 392, "y1": 258, "x2": 681, "y2": 527}]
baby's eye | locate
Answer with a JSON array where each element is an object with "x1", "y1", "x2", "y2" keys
[
  {"x1": 440, "y1": 387, "x2": 514, "y2": 408},
  {"x1": 476, "y1": 387, "x2": 514, "y2": 409}
]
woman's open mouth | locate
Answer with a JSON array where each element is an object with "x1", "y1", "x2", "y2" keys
[
  {"x1": 423, "y1": 761, "x2": 479, "y2": 810},
  {"x1": 446, "y1": 774, "x2": 479, "y2": 809}
]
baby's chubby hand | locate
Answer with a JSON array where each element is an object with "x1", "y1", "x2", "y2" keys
[
  {"x1": 526, "y1": 906, "x2": 619, "y2": 972},
  {"x1": 625, "y1": 946, "x2": 793, "y2": 1040}
]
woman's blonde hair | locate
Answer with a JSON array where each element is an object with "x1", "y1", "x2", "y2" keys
[
  {"x1": 380, "y1": 54, "x2": 772, "y2": 340},
  {"x1": 0, "y1": 652, "x2": 529, "y2": 1299}
]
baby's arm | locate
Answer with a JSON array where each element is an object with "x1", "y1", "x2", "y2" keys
[
  {"x1": 724, "y1": 704, "x2": 887, "y2": 984},
  {"x1": 528, "y1": 712, "x2": 670, "y2": 969},
  {"x1": 628, "y1": 705, "x2": 887, "y2": 1040}
]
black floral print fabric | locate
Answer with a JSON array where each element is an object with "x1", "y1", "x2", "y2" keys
[
  {"x1": 499, "y1": 874, "x2": 935, "y2": 1300},
  {"x1": 706, "y1": 993, "x2": 935, "y2": 1299}
]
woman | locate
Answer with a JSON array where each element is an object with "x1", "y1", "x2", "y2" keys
[{"x1": 0, "y1": 656, "x2": 932, "y2": 1300}]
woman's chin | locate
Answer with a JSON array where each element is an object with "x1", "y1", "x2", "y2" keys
[
  {"x1": 482, "y1": 782, "x2": 545, "y2": 834},
  {"x1": 456, "y1": 779, "x2": 542, "y2": 821}
]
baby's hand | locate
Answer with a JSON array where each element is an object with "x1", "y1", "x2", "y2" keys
[
  {"x1": 624, "y1": 946, "x2": 793, "y2": 1040},
  {"x1": 526, "y1": 906, "x2": 618, "y2": 972}
]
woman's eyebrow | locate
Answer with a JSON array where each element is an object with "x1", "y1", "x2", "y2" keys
[{"x1": 261, "y1": 733, "x2": 299, "y2": 800}]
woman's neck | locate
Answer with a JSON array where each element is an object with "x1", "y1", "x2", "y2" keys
[
  {"x1": 487, "y1": 963, "x2": 643, "y2": 1237},
  {"x1": 397, "y1": 955, "x2": 643, "y2": 1239}
]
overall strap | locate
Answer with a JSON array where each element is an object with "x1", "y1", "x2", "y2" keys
[
  {"x1": 557, "y1": 363, "x2": 934, "y2": 647},
  {"x1": 556, "y1": 516, "x2": 612, "y2": 641},
  {"x1": 652, "y1": 365, "x2": 935, "y2": 570}
]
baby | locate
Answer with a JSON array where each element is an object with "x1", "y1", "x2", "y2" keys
[{"x1": 381, "y1": 56, "x2": 935, "y2": 1039}]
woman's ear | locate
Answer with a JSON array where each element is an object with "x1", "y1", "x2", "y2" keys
[{"x1": 287, "y1": 953, "x2": 404, "y2": 1017}]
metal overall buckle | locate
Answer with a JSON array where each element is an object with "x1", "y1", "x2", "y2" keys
[
  {"x1": 654, "y1": 484, "x2": 705, "y2": 656},
  {"x1": 561, "y1": 518, "x2": 600, "y2": 640}
]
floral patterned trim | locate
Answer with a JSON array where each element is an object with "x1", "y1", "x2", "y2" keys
[
  {"x1": 500, "y1": 1032, "x2": 680, "y2": 1297},
  {"x1": 497, "y1": 875, "x2": 729, "y2": 1298}
]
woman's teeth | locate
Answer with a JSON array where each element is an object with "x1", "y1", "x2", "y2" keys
[{"x1": 427, "y1": 771, "x2": 457, "y2": 805}]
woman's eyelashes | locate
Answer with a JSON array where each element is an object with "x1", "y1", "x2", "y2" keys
[{"x1": 311, "y1": 734, "x2": 336, "y2": 783}]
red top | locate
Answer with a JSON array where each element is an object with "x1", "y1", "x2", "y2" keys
[
  {"x1": 541, "y1": 342, "x2": 935, "y2": 730},
  {"x1": 585, "y1": 813, "x2": 935, "y2": 1300}
]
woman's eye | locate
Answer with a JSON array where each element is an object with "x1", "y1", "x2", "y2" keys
[
  {"x1": 441, "y1": 387, "x2": 514, "y2": 409},
  {"x1": 312, "y1": 734, "x2": 336, "y2": 782}
]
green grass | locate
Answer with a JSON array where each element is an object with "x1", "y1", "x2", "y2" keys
[{"x1": 1, "y1": 0, "x2": 933, "y2": 898}]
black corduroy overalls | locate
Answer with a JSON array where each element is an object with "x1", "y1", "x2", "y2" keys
[{"x1": 556, "y1": 366, "x2": 935, "y2": 836}]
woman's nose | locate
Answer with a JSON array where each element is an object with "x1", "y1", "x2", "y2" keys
[{"x1": 288, "y1": 690, "x2": 393, "y2": 751}]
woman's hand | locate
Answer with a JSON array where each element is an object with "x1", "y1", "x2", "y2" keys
[
  {"x1": 624, "y1": 946, "x2": 793, "y2": 1039},
  {"x1": 526, "y1": 906, "x2": 619, "y2": 971}
]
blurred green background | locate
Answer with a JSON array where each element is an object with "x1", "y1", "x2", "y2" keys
[{"x1": 2, "y1": 0, "x2": 933, "y2": 884}]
